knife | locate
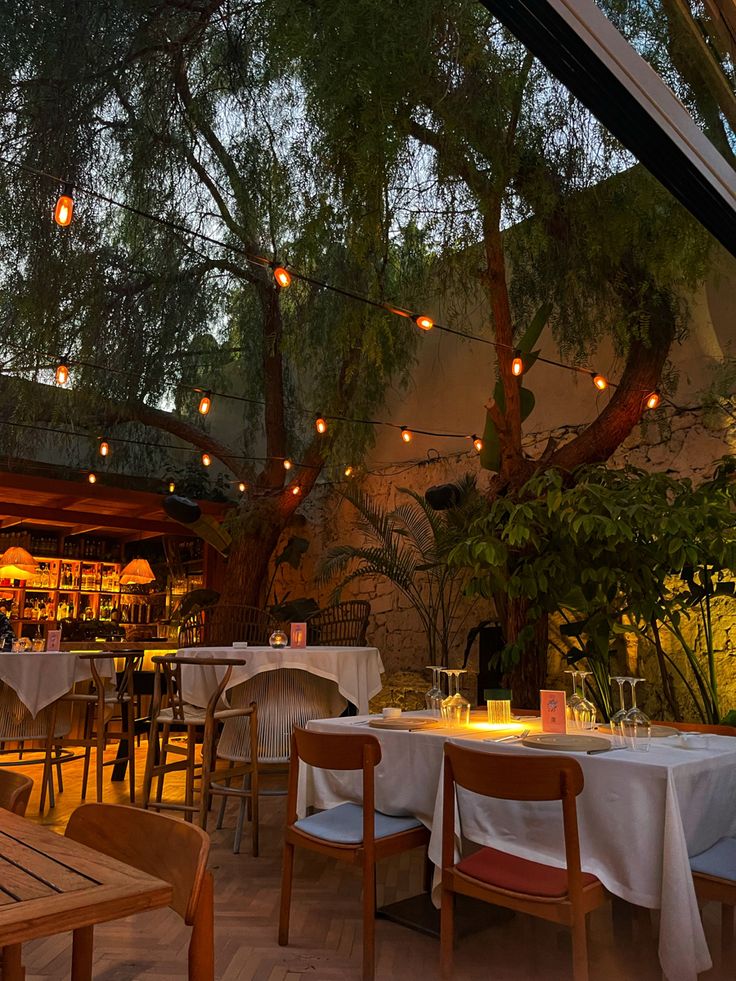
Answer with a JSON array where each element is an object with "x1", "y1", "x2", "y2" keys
[{"x1": 587, "y1": 746, "x2": 615, "y2": 754}]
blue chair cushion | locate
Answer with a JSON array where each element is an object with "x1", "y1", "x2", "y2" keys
[
  {"x1": 294, "y1": 802, "x2": 423, "y2": 844},
  {"x1": 690, "y1": 837, "x2": 736, "y2": 879}
]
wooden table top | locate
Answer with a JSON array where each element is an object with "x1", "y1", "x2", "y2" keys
[{"x1": 0, "y1": 810, "x2": 172, "y2": 946}]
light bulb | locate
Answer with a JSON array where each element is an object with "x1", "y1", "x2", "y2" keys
[
  {"x1": 54, "y1": 194, "x2": 74, "y2": 227},
  {"x1": 592, "y1": 373, "x2": 608, "y2": 391},
  {"x1": 291, "y1": 484, "x2": 301, "y2": 496},
  {"x1": 202, "y1": 452, "x2": 212, "y2": 466},
  {"x1": 315, "y1": 417, "x2": 327, "y2": 434},
  {"x1": 283, "y1": 458, "x2": 292, "y2": 470},
  {"x1": 238, "y1": 481, "x2": 246, "y2": 493},
  {"x1": 511, "y1": 355, "x2": 524, "y2": 377},
  {"x1": 401, "y1": 427, "x2": 412, "y2": 443},
  {"x1": 472, "y1": 435, "x2": 483, "y2": 452},
  {"x1": 645, "y1": 391, "x2": 661, "y2": 410},
  {"x1": 344, "y1": 466, "x2": 353, "y2": 478},
  {"x1": 414, "y1": 314, "x2": 434, "y2": 331},
  {"x1": 99, "y1": 440, "x2": 109, "y2": 457},
  {"x1": 87, "y1": 472, "x2": 97, "y2": 484},
  {"x1": 167, "y1": 480, "x2": 176, "y2": 493},
  {"x1": 55, "y1": 362, "x2": 69, "y2": 386},
  {"x1": 273, "y1": 266, "x2": 291, "y2": 288},
  {"x1": 198, "y1": 392, "x2": 212, "y2": 415}
]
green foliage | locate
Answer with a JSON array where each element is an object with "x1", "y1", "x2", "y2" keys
[{"x1": 450, "y1": 463, "x2": 736, "y2": 720}]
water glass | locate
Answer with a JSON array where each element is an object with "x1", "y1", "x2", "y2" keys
[
  {"x1": 623, "y1": 678, "x2": 651, "y2": 751},
  {"x1": 425, "y1": 666, "x2": 444, "y2": 717},
  {"x1": 573, "y1": 671, "x2": 597, "y2": 731},
  {"x1": 441, "y1": 670, "x2": 471, "y2": 727}
]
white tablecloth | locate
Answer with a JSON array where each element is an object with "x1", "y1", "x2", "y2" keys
[
  {"x1": 177, "y1": 646, "x2": 384, "y2": 715},
  {"x1": 303, "y1": 713, "x2": 736, "y2": 981},
  {"x1": 0, "y1": 652, "x2": 117, "y2": 718}
]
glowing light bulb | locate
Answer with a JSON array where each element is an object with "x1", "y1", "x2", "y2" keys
[
  {"x1": 414, "y1": 314, "x2": 434, "y2": 331},
  {"x1": 238, "y1": 482, "x2": 246, "y2": 493},
  {"x1": 198, "y1": 392, "x2": 212, "y2": 415},
  {"x1": 54, "y1": 194, "x2": 74, "y2": 227},
  {"x1": 273, "y1": 266, "x2": 291, "y2": 288},
  {"x1": 511, "y1": 355, "x2": 524, "y2": 377},
  {"x1": 315, "y1": 417, "x2": 327, "y2": 434},
  {"x1": 291, "y1": 484, "x2": 301, "y2": 496},
  {"x1": 401, "y1": 427, "x2": 412, "y2": 443},
  {"x1": 283, "y1": 458, "x2": 292, "y2": 470},
  {"x1": 87, "y1": 472, "x2": 97, "y2": 484},
  {"x1": 344, "y1": 466, "x2": 353, "y2": 478},
  {"x1": 168, "y1": 480, "x2": 176, "y2": 493},
  {"x1": 592, "y1": 373, "x2": 608, "y2": 391},
  {"x1": 99, "y1": 440, "x2": 109, "y2": 457},
  {"x1": 202, "y1": 452, "x2": 212, "y2": 466},
  {"x1": 472, "y1": 435, "x2": 483, "y2": 452},
  {"x1": 645, "y1": 391, "x2": 661, "y2": 410},
  {"x1": 55, "y1": 362, "x2": 69, "y2": 386}
]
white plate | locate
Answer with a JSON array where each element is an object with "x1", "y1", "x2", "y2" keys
[{"x1": 522, "y1": 733, "x2": 611, "y2": 752}]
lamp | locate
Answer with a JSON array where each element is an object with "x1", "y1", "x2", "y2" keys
[
  {"x1": 119, "y1": 558, "x2": 156, "y2": 585},
  {"x1": 0, "y1": 547, "x2": 37, "y2": 579}
]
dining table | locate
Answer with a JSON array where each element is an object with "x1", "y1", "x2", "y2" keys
[
  {"x1": 302, "y1": 711, "x2": 736, "y2": 981},
  {"x1": 0, "y1": 809, "x2": 172, "y2": 981},
  {"x1": 0, "y1": 651, "x2": 116, "y2": 718}
]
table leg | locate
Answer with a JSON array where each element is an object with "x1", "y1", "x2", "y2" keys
[
  {"x1": 71, "y1": 925, "x2": 94, "y2": 981},
  {"x1": 2, "y1": 943, "x2": 25, "y2": 980}
]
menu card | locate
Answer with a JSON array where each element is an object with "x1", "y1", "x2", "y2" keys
[
  {"x1": 540, "y1": 690, "x2": 567, "y2": 733},
  {"x1": 46, "y1": 629, "x2": 62, "y2": 652},
  {"x1": 290, "y1": 622, "x2": 307, "y2": 648}
]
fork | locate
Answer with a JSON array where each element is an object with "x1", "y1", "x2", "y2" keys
[{"x1": 495, "y1": 728, "x2": 530, "y2": 743}]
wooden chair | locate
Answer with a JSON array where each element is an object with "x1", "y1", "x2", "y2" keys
[
  {"x1": 179, "y1": 604, "x2": 277, "y2": 648},
  {"x1": 0, "y1": 771, "x2": 32, "y2": 815},
  {"x1": 65, "y1": 802, "x2": 214, "y2": 981},
  {"x1": 279, "y1": 726, "x2": 430, "y2": 981},
  {"x1": 179, "y1": 610, "x2": 206, "y2": 648},
  {"x1": 440, "y1": 743, "x2": 607, "y2": 981},
  {"x1": 664, "y1": 720, "x2": 736, "y2": 736},
  {"x1": 141, "y1": 655, "x2": 245, "y2": 821},
  {"x1": 307, "y1": 600, "x2": 371, "y2": 646}
]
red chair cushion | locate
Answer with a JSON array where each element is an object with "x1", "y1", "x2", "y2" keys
[{"x1": 456, "y1": 846, "x2": 599, "y2": 899}]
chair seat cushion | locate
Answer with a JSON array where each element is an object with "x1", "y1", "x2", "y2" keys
[
  {"x1": 456, "y1": 846, "x2": 599, "y2": 898},
  {"x1": 294, "y1": 802, "x2": 422, "y2": 844},
  {"x1": 690, "y1": 837, "x2": 736, "y2": 879}
]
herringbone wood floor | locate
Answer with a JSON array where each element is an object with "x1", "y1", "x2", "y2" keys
[{"x1": 3, "y1": 743, "x2": 729, "y2": 980}]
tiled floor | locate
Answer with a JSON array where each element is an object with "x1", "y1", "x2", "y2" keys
[{"x1": 4, "y1": 744, "x2": 729, "y2": 980}]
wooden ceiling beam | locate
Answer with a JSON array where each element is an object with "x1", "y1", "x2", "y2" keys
[{"x1": 0, "y1": 503, "x2": 174, "y2": 534}]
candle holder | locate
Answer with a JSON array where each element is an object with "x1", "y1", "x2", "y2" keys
[
  {"x1": 269, "y1": 629, "x2": 289, "y2": 649},
  {"x1": 486, "y1": 688, "x2": 512, "y2": 726}
]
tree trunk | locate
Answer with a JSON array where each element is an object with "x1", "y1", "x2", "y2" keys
[
  {"x1": 218, "y1": 506, "x2": 285, "y2": 608},
  {"x1": 501, "y1": 599, "x2": 549, "y2": 708}
]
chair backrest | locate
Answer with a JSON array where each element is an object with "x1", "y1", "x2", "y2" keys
[
  {"x1": 178, "y1": 610, "x2": 206, "y2": 648},
  {"x1": 65, "y1": 803, "x2": 209, "y2": 923},
  {"x1": 443, "y1": 743, "x2": 587, "y2": 902},
  {"x1": 0, "y1": 770, "x2": 33, "y2": 815},
  {"x1": 663, "y1": 721, "x2": 736, "y2": 736},
  {"x1": 150, "y1": 654, "x2": 245, "y2": 722},
  {"x1": 202, "y1": 604, "x2": 276, "y2": 647},
  {"x1": 307, "y1": 601, "x2": 371, "y2": 646},
  {"x1": 78, "y1": 650, "x2": 139, "y2": 702}
]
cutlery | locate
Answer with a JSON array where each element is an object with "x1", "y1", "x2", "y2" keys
[
  {"x1": 494, "y1": 728, "x2": 530, "y2": 743},
  {"x1": 587, "y1": 746, "x2": 615, "y2": 754}
]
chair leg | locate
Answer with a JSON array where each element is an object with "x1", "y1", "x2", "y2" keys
[
  {"x1": 216, "y1": 761, "x2": 234, "y2": 830},
  {"x1": 250, "y1": 767, "x2": 259, "y2": 858},
  {"x1": 440, "y1": 886, "x2": 454, "y2": 980},
  {"x1": 188, "y1": 870, "x2": 215, "y2": 981},
  {"x1": 127, "y1": 699, "x2": 136, "y2": 804},
  {"x1": 141, "y1": 722, "x2": 158, "y2": 810},
  {"x1": 39, "y1": 735, "x2": 54, "y2": 815},
  {"x1": 185, "y1": 731, "x2": 196, "y2": 822},
  {"x1": 571, "y1": 912, "x2": 590, "y2": 981},
  {"x1": 96, "y1": 702, "x2": 105, "y2": 803},
  {"x1": 198, "y1": 724, "x2": 214, "y2": 832},
  {"x1": 361, "y1": 860, "x2": 376, "y2": 981},
  {"x1": 71, "y1": 925, "x2": 94, "y2": 981},
  {"x1": 156, "y1": 724, "x2": 170, "y2": 804},
  {"x1": 278, "y1": 841, "x2": 295, "y2": 945},
  {"x1": 722, "y1": 903, "x2": 735, "y2": 966},
  {"x1": 2, "y1": 943, "x2": 25, "y2": 981}
]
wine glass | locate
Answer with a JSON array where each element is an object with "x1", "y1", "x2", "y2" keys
[
  {"x1": 623, "y1": 677, "x2": 651, "y2": 751},
  {"x1": 609, "y1": 677, "x2": 628, "y2": 748},
  {"x1": 564, "y1": 669, "x2": 583, "y2": 730},
  {"x1": 425, "y1": 666, "x2": 444, "y2": 717},
  {"x1": 573, "y1": 671, "x2": 597, "y2": 730},
  {"x1": 441, "y1": 670, "x2": 471, "y2": 727}
]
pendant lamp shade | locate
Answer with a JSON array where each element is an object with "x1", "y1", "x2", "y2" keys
[
  {"x1": 0, "y1": 547, "x2": 38, "y2": 579},
  {"x1": 120, "y1": 558, "x2": 156, "y2": 585},
  {"x1": 0, "y1": 564, "x2": 33, "y2": 580}
]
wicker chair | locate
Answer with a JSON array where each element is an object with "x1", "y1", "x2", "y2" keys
[
  {"x1": 178, "y1": 605, "x2": 277, "y2": 648},
  {"x1": 307, "y1": 601, "x2": 371, "y2": 646}
]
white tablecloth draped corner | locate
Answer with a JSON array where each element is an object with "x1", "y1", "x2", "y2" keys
[{"x1": 0, "y1": 653, "x2": 117, "y2": 718}]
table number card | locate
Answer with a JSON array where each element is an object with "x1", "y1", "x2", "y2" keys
[
  {"x1": 290, "y1": 622, "x2": 307, "y2": 648},
  {"x1": 45, "y1": 629, "x2": 62, "y2": 652},
  {"x1": 540, "y1": 689, "x2": 567, "y2": 733}
]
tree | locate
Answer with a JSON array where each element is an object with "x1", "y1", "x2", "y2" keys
[
  {"x1": 0, "y1": 0, "x2": 428, "y2": 605},
  {"x1": 271, "y1": 0, "x2": 713, "y2": 701}
]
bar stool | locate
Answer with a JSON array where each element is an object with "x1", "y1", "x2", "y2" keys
[{"x1": 141, "y1": 654, "x2": 244, "y2": 821}]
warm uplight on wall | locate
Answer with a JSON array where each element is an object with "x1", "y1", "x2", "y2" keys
[
  {"x1": 198, "y1": 392, "x2": 212, "y2": 415},
  {"x1": 401, "y1": 427, "x2": 413, "y2": 443},
  {"x1": 414, "y1": 314, "x2": 434, "y2": 331},
  {"x1": 88, "y1": 472, "x2": 97, "y2": 484},
  {"x1": 273, "y1": 266, "x2": 291, "y2": 288},
  {"x1": 283, "y1": 458, "x2": 292, "y2": 470},
  {"x1": 55, "y1": 362, "x2": 69, "y2": 386},
  {"x1": 511, "y1": 354, "x2": 524, "y2": 377},
  {"x1": 344, "y1": 466, "x2": 353, "y2": 477},
  {"x1": 473, "y1": 435, "x2": 483, "y2": 452},
  {"x1": 54, "y1": 193, "x2": 74, "y2": 227},
  {"x1": 201, "y1": 452, "x2": 212, "y2": 466},
  {"x1": 592, "y1": 373, "x2": 608, "y2": 391},
  {"x1": 315, "y1": 416, "x2": 327, "y2": 434},
  {"x1": 645, "y1": 391, "x2": 661, "y2": 410},
  {"x1": 99, "y1": 440, "x2": 110, "y2": 457}
]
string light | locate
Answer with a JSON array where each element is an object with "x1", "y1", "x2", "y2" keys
[
  {"x1": 315, "y1": 416, "x2": 327, "y2": 434},
  {"x1": 344, "y1": 466, "x2": 353, "y2": 477},
  {"x1": 413, "y1": 314, "x2": 434, "y2": 331},
  {"x1": 283, "y1": 458, "x2": 292, "y2": 470},
  {"x1": 99, "y1": 439, "x2": 110, "y2": 457},
  {"x1": 273, "y1": 266, "x2": 291, "y2": 289},
  {"x1": 238, "y1": 481, "x2": 246, "y2": 493},
  {"x1": 645, "y1": 391, "x2": 661, "y2": 410},
  {"x1": 201, "y1": 452, "x2": 212, "y2": 466},
  {"x1": 472, "y1": 435, "x2": 483, "y2": 452},
  {"x1": 87, "y1": 472, "x2": 97, "y2": 484},
  {"x1": 55, "y1": 362, "x2": 69, "y2": 386},
  {"x1": 198, "y1": 391, "x2": 212, "y2": 415},
  {"x1": 592, "y1": 373, "x2": 608, "y2": 391},
  {"x1": 167, "y1": 480, "x2": 176, "y2": 493},
  {"x1": 291, "y1": 484, "x2": 301, "y2": 496},
  {"x1": 53, "y1": 190, "x2": 74, "y2": 227},
  {"x1": 401, "y1": 427, "x2": 413, "y2": 443},
  {"x1": 511, "y1": 353, "x2": 524, "y2": 377}
]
